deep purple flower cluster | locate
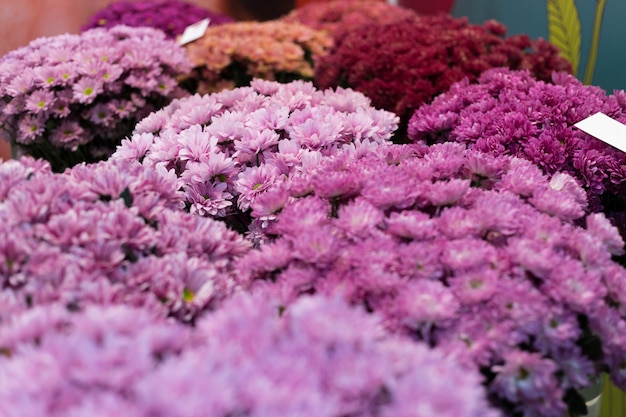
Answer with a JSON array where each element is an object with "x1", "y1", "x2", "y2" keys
[
  {"x1": 408, "y1": 68, "x2": 626, "y2": 238},
  {"x1": 82, "y1": 0, "x2": 234, "y2": 39},
  {"x1": 314, "y1": 15, "x2": 572, "y2": 133},
  {"x1": 0, "y1": 25, "x2": 192, "y2": 171},
  {"x1": 0, "y1": 157, "x2": 250, "y2": 323},
  {"x1": 112, "y1": 79, "x2": 398, "y2": 235},
  {"x1": 0, "y1": 294, "x2": 499, "y2": 417},
  {"x1": 239, "y1": 142, "x2": 626, "y2": 416},
  {"x1": 281, "y1": 0, "x2": 419, "y2": 43}
]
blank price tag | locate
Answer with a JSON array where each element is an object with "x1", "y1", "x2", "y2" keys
[
  {"x1": 178, "y1": 18, "x2": 210, "y2": 46},
  {"x1": 574, "y1": 112, "x2": 626, "y2": 153}
]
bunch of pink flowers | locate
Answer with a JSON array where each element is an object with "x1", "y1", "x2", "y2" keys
[
  {"x1": 239, "y1": 142, "x2": 626, "y2": 417},
  {"x1": 0, "y1": 156, "x2": 250, "y2": 323},
  {"x1": 0, "y1": 294, "x2": 499, "y2": 417},
  {"x1": 112, "y1": 79, "x2": 398, "y2": 236},
  {"x1": 181, "y1": 21, "x2": 332, "y2": 94}
]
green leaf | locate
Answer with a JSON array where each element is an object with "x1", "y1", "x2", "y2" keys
[{"x1": 547, "y1": 0, "x2": 581, "y2": 75}]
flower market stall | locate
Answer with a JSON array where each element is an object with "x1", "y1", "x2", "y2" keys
[{"x1": 0, "y1": 1, "x2": 625, "y2": 417}]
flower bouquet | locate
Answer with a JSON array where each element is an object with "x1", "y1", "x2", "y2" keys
[
  {"x1": 180, "y1": 21, "x2": 332, "y2": 94},
  {"x1": 112, "y1": 79, "x2": 398, "y2": 235},
  {"x1": 0, "y1": 156, "x2": 250, "y2": 323},
  {"x1": 314, "y1": 15, "x2": 572, "y2": 136},
  {"x1": 239, "y1": 142, "x2": 626, "y2": 417},
  {"x1": 0, "y1": 293, "x2": 499, "y2": 417},
  {"x1": 281, "y1": 0, "x2": 419, "y2": 43},
  {"x1": 0, "y1": 25, "x2": 192, "y2": 171},
  {"x1": 408, "y1": 68, "x2": 626, "y2": 244},
  {"x1": 82, "y1": 0, "x2": 234, "y2": 39}
]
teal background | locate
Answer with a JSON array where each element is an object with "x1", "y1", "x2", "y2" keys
[{"x1": 451, "y1": 0, "x2": 626, "y2": 93}]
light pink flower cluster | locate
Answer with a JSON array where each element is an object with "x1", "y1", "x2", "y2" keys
[
  {"x1": 239, "y1": 142, "x2": 626, "y2": 416},
  {"x1": 0, "y1": 294, "x2": 499, "y2": 417},
  {"x1": 0, "y1": 157, "x2": 250, "y2": 323},
  {"x1": 182, "y1": 21, "x2": 332, "y2": 94},
  {"x1": 113, "y1": 79, "x2": 398, "y2": 235},
  {"x1": 0, "y1": 25, "x2": 192, "y2": 171}
]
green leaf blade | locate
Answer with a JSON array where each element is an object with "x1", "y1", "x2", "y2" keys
[{"x1": 547, "y1": 0, "x2": 582, "y2": 75}]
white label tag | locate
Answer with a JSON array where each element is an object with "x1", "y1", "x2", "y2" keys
[
  {"x1": 178, "y1": 18, "x2": 210, "y2": 46},
  {"x1": 574, "y1": 112, "x2": 626, "y2": 154}
]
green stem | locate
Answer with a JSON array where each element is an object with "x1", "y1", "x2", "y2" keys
[{"x1": 583, "y1": 0, "x2": 607, "y2": 85}]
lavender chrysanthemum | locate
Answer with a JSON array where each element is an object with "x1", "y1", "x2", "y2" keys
[
  {"x1": 0, "y1": 157, "x2": 250, "y2": 323},
  {"x1": 238, "y1": 142, "x2": 626, "y2": 416},
  {"x1": 112, "y1": 79, "x2": 398, "y2": 235},
  {"x1": 0, "y1": 294, "x2": 499, "y2": 417},
  {"x1": 0, "y1": 25, "x2": 192, "y2": 171}
]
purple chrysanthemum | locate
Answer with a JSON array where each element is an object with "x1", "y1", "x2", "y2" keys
[
  {"x1": 237, "y1": 142, "x2": 626, "y2": 416},
  {"x1": 82, "y1": 0, "x2": 234, "y2": 39}
]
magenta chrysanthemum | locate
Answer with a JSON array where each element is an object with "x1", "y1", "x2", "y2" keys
[
  {"x1": 0, "y1": 26, "x2": 192, "y2": 171},
  {"x1": 82, "y1": 0, "x2": 234, "y2": 39},
  {"x1": 407, "y1": 68, "x2": 626, "y2": 241}
]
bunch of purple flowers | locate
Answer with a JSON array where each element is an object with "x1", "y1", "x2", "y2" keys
[
  {"x1": 0, "y1": 294, "x2": 499, "y2": 417},
  {"x1": 0, "y1": 157, "x2": 250, "y2": 323},
  {"x1": 408, "y1": 68, "x2": 626, "y2": 240},
  {"x1": 0, "y1": 25, "x2": 192, "y2": 171},
  {"x1": 314, "y1": 15, "x2": 572, "y2": 134},
  {"x1": 82, "y1": 0, "x2": 234, "y2": 39},
  {"x1": 239, "y1": 142, "x2": 626, "y2": 417},
  {"x1": 281, "y1": 0, "x2": 419, "y2": 43},
  {"x1": 112, "y1": 79, "x2": 398, "y2": 235}
]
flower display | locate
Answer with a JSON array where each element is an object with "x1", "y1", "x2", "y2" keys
[
  {"x1": 112, "y1": 79, "x2": 398, "y2": 235},
  {"x1": 314, "y1": 15, "x2": 572, "y2": 135},
  {"x1": 82, "y1": 0, "x2": 234, "y2": 39},
  {"x1": 0, "y1": 294, "x2": 500, "y2": 417},
  {"x1": 0, "y1": 25, "x2": 192, "y2": 171},
  {"x1": 408, "y1": 68, "x2": 626, "y2": 241},
  {"x1": 181, "y1": 21, "x2": 332, "y2": 94},
  {"x1": 281, "y1": 0, "x2": 419, "y2": 42},
  {"x1": 238, "y1": 142, "x2": 626, "y2": 416},
  {"x1": 0, "y1": 157, "x2": 250, "y2": 323}
]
